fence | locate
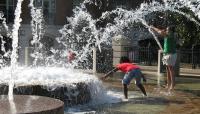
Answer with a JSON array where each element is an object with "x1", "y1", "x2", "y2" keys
[
  {"x1": 127, "y1": 46, "x2": 158, "y2": 66},
  {"x1": 127, "y1": 47, "x2": 200, "y2": 69},
  {"x1": 94, "y1": 47, "x2": 200, "y2": 73},
  {"x1": 180, "y1": 49, "x2": 200, "y2": 69}
]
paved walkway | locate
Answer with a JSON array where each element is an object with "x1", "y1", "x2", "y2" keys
[
  {"x1": 80, "y1": 66, "x2": 200, "y2": 114},
  {"x1": 98, "y1": 71, "x2": 200, "y2": 114}
]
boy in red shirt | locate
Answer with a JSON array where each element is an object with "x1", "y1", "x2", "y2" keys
[{"x1": 101, "y1": 56, "x2": 147, "y2": 99}]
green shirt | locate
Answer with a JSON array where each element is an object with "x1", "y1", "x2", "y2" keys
[{"x1": 163, "y1": 33, "x2": 176, "y2": 54}]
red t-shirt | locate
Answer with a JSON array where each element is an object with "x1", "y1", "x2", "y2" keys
[{"x1": 116, "y1": 63, "x2": 140, "y2": 73}]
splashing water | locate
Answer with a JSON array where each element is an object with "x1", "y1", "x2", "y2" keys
[
  {"x1": 56, "y1": 0, "x2": 200, "y2": 68},
  {"x1": 9, "y1": 0, "x2": 24, "y2": 101},
  {"x1": 0, "y1": 11, "x2": 10, "y2": 36},
  {"x1": 0, "y1": 12, "x2": 11, "y2": 68},
  {"x1": 29, "y1": 0, "x2": 45, "y2": 66},
  {"x1": 1, "y1": 0, "x2": 200, "y2": 112}
]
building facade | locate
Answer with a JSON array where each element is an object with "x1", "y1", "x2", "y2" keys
[
  {"x1": 0, "y1": 0, "x2": 75, "y2": 65},
  {"x1": 0, "y1": 0, "x2": 152, "y2": 66}
]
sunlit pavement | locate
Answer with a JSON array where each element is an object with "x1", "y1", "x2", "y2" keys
[{"x1": 96, "y1": 72, "x2": 200, "y2": 114}]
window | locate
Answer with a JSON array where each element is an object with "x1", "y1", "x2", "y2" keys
[
  {"x1": 33, "y1": 0, "x2": 42, "y2": 7},
  {"x1": 34, "y1": 0, "x2": 56, "y2": 24},
  {"x1": 0, "y1": 0, "x2": 17, "y2": 23},
  {"x1": 110, "y1": 0, "x2": 129, "y2": 8},
  {"x1": 0, "y1": 0, "x2": 57, "y2": 24},
  {"x1": 73, "y1": 0, "x2": 84, "y2": 7}
]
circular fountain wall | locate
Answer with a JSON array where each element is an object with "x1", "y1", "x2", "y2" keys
[
  {"x1": 0, "y1": 95, "x2": 64, "y2": 114},
  {"x1": 0, "y1": 67, "x2": 100, "y2": 106}
]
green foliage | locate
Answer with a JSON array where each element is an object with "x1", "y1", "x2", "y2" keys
[
  {"x1": 148, "y1": 8, "x2": 200, "y2": 48},
  {"x1": 166, "y1": 8, "x2": 200, "y2": 48}
]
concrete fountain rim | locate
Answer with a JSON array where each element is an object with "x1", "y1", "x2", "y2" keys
[{"x1": 0, "y1": 95, "x2": 64, "y2": 114}]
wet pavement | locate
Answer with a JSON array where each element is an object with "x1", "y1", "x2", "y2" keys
[{"x1": 96, "y1": 72, "x2": 200, "y2": 114}]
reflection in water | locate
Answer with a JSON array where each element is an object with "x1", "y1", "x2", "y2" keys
[{"x1": 9, "y1": 99, "x2": 17, "y2": 114}]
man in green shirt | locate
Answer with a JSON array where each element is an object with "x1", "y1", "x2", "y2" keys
[{"x1": 151, "y1": 25, "x2": 177, "y2": 92}]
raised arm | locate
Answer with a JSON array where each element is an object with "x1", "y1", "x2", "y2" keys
[{"x1": 150, "y1": 26, "x2": 167, "y2": 37}]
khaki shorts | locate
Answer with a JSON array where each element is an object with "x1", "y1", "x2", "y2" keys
[{"x1": 162, "y1": 53, "x2": 177, "y2": 66}]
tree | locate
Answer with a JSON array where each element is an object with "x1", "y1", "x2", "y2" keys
[{"x1": 147, "y1": 8, "x2": 200, "y2": 48}]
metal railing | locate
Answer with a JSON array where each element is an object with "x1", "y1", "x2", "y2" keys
[
  {"x1": 94, "y1": 47, "x2": 200, "y2": 73},
  {"x1": 180, "y1": 49, "x2": 200, "y2": 69},
  {"x1": 127, "y1": 47, "x2": 200, "y2": 69},
  {"x1": 127, "y1": 46, "x2": 158, "y2": 66}
]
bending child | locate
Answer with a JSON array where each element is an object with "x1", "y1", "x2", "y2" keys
[{"x1": 101, "y1": 56, "x2": 147, "y2": 99}]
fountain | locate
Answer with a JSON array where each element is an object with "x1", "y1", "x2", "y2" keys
[
  {"x1": 0, "y1": 0, "x2": 65, "y2": 113},
  {"x1": 0, "y1": 0, "x2": 200, "y2": 113},
  {"x1": 0, "y1": 0, "x2": 107, "y2": 113}
]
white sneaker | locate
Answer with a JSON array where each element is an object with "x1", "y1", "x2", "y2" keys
[{"x1": 122, "y1": 98, "x2": 129, "y2": 102}]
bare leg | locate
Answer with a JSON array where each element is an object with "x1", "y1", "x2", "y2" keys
[
  {"x1": 166, "y1": 66, "x2": 171, "y2": 89},
  {"x1": 168, "y1": 66, "x2": 175, "y2": 90},
  {"x1": 123, "y1": 84, "x2": 128, "y2": 99},
  {"x1": 137, "y1": 84, "x2": 147, "y2": 96}
]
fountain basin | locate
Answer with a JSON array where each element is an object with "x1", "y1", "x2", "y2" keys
[
  {"x1": 0, "y1": 67, "x2": 99, "y2": 106},
  {"x1": 0, "y1": 82, "x2": 91, "y2": 106},
  {"x1": 0, "y1": 95, "x2": 64, "y2": 114}
]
